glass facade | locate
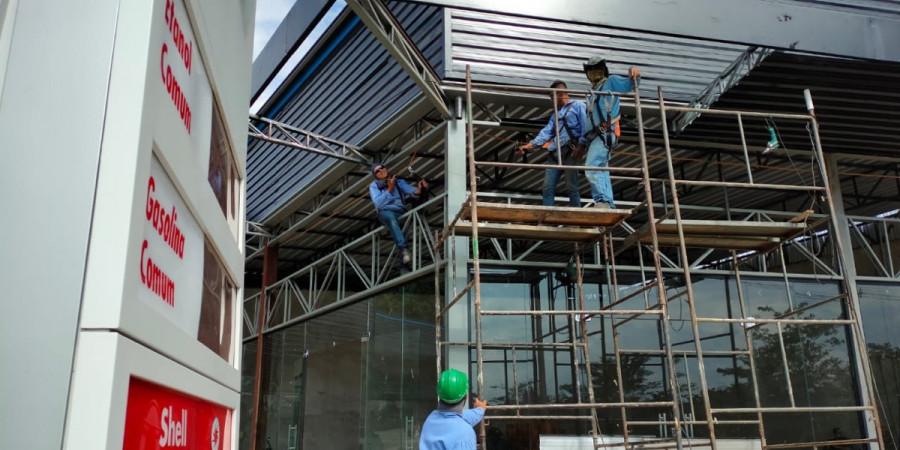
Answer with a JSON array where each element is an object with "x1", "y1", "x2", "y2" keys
[
  {"x1": 471, "y1": 268, "x2": 864, "y2": 447},
  {"x1": 240, "y1": 277, "x2": 436, "y2": 450},
  {"x1": 239, "y1": 269, "x2": 900, "y2": 449},
  {"x1": 859, "y1": 282, "x2": 900, "y2": 450}
]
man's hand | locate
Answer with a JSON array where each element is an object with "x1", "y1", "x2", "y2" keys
[
  {"x1": 515, "y1": 143, "x2": 534, "y2": 157},
  {"x1": 629, "y1": 66, "x2": 641, "y2": 79},
  {"x1": 387, "y1": 175, "x2": 397, "y2": 192},
  {"x1": 473, "y1": 397, "x2": 488, "y2": 409},
  {"x1": 416, "y1": 179, "x2": 428, "y2": 195}
]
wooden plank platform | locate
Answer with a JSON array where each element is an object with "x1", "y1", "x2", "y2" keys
[
  {"x1": 456, "y1": 221, "x2": 606, "y2": 242},
  {"x1": 463, "y1": 202, "x2": 632, "y2": 227},
  {"x1": 635, "y1": 219, "x2": 807, "y2": 251}
]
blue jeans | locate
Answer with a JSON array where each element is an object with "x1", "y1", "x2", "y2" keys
[
  {"x1": 585, "y1": 136, "x2": 615, "y2": 207},
  {"x1": 543, "y1": 151, "x2": 581, "y2": 207},
  {"x1": 378, "y1": 209, "x2": 407, "y2": 249}
]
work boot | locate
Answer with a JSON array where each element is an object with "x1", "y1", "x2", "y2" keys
[
  {"x1": 401, "y1": 248, "x2": 412, "y2": 265},
  {"x1": 593, "y1": 201, "x2": 610, "y2": 210}
]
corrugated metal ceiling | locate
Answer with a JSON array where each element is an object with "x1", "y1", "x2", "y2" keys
[{"x1": 446, "y1": 8, "x2": 750, "y2": 102}]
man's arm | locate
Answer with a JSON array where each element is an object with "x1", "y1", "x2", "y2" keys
[
  {"x1": 369, "y1": 182, "x2": 392, "y2": 210},
  {"x1": 462, "y1": 407, "x2": 485, "y2": 427},
  {"x1": 397, "y1": 178, "x2": 419, "y2": 197},
  {"x1": 606, "y1": 68, "x2": 640, "y2": 93},
  {"x1": 530, "y1": 114, "x2": 556, "y2": 147}
]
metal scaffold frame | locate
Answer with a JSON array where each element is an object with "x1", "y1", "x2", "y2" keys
[{"x1": 432, "y1": 64, "x2": 886, "y2": 450}]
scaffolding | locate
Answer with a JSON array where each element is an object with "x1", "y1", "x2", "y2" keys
[{"x1": 433, "y1": 65, "x2": 886, "y2": 450}]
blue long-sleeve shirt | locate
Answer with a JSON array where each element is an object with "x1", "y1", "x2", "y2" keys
[
  {"x1": 369, "y1": 178, "x2": 418, "y2": 213},
  {"x1": 583, "y1": 74, "x2": 636, "y2": 144},
  {"x1": 419, "y1": 407, "x2": 485, "y2": 450},
  {"x1": 530, "y1": 100, "x2": 587, "y2": 152}
]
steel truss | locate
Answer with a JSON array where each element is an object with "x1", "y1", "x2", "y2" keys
[
  {"x1": 345, "y1": 0, "x2": 450, "y2": 118},
  {"x1": 431, "y1": 65, "x2": 886, "y2": 450},
  {"x1": 248, "y1": 114, "x2": 370, "y2": 164},
  {"x1": 243, "y1": 193, "x2": 444, "y2": 339}
]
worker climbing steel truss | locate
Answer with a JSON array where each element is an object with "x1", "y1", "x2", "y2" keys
[{"x1": 431, "y1": 65, "x2": 886, "y2": 450}]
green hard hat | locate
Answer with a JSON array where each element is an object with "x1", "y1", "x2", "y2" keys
[{"x1": 437, "y1": 369, "x2": 469, "y2": 404}]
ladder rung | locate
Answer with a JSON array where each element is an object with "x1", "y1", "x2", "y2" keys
[
  {"x1": 486, "y1": 415, "x2": 594, "y2": 421},
  {"x1": 481, "y1": 309, "x2": 664, "y2": 316},
  {"x1": 441, "y1": 341, "x2": 585, "y2": 349},
  {"x1": 489, "y1": 401, "x2": 674, "y2": 410}
]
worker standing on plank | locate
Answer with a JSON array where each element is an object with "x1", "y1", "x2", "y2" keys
[
  {"x1": 516, "y1": 80, "x2": 587, "y2": 207},
  {"x1": 369, "y1": 162, "x2": 427, "y2": 266},
  {"x1": 420, "y1": 369, "x2": 488, "y2": 450},
  {"x1": 581, "y1": 57, "x2": 640, "y2": 209}
]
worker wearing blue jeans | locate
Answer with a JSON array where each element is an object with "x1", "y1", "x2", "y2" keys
[
  {"x1": 581, "y1": 57, "x2": 640, "y2": 209},
  {"x1": 517, "y1": 80, "x2": 586, "y2": 207},
  {"x1": 369, "y1": 163, "x2": 427, "y2": 265}
]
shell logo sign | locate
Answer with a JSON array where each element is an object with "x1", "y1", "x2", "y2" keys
[{"x1": 122, "y1": 378, "x2": 231, "y2": 450}]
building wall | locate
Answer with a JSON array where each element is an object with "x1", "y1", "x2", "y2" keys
[
  {"x1": 0, "y1": 2, "x2": 118, "y2": 448},
  {"x1": 246, "y1": 1, "x2": 444, "y2": 222}
]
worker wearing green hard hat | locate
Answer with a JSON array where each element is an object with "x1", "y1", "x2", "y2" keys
[{"x1": 419, "y1": 369, "x2": 488, "y2": 449}]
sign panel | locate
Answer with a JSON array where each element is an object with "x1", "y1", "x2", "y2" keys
[
  {"x1": 122, "y1": 377, "x2": 232, "y2": 450},
  {"x1": 139, "y1": 156, "x2": 204, "y2": 336},
  {"x1": 154, "y1": 0, "x2": 213, "y2": 171}
]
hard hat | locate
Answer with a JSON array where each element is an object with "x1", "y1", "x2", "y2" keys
[
  {"x1": 582, "y1": 57, "x2": 608, "y2": 74},
  {"x1": 437, "y1": 369, "x2": 469, "y2": 404}
]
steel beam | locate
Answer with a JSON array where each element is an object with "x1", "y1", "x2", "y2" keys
[
  {"x1": 405, "y1": 0, "x2": 900, "y2": 63},
  {"x1": 248, "y1": 114, "x2": 370, "y2": 164},
  {"x1": 347, "y1": 0, "x2": 450, "y2": 118},
  {"x1": 246, "y1": 121, "x2": 446, "y2": 260},
  {"x1": 672, "y1": 47, "x2": 773, "y2": 133}
]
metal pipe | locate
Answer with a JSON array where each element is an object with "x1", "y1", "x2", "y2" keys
[
  {"x1": 674, "y1": 179, "x2": 825, "y2": 191},
  {"x1": 481, "y1": 309, "x2": 664, "y2": 316},
  {"x1": 657, "y1": 87, "x2": 718, "y2": 450},
  {"x1": 486, "y1": 415, "x2": 594, "y2": 420},
  {"x1": 712, "y1": 406, "x2": 872, "y2": 414},
  {"x1": 575, "y1": 246, "x2": 603, "y2": 446},
  {"x1": 634, "y1": 85, "x2": 685, "y2": 450},
  {"x1": 697, "y1": 317, "x2": 853, "y2": 325},
  {"x1": 736, "y1": 113, "x2": 754, "y2": 183},
  {"x1": 776, "y1": 322, "x2": 797, "y2": 407},
  {"x1": 465, "y1": 65, "x2": 487, "y2": 447},
  {"x1": 606, "y1": 237, "x2": 631, "y2": 448},
  {"x1": 474, "y1": 160, "x2": 643, "y2": 173},
  {"x1": 552, "y1": 89, "x2": 563, "y2": 166},
  {"x1": 442, "y1": 341, "x2": 585, "y2": 349},
  {"x1": 489, "y1": 401, "x2": 674, "y2": 410},
  {"x1": 764, "y1": 438, "x2": 877, "y2": 449},
  {"x1": 618, "y1": 349, "x2": 750, "y2": 356},
  {"x1": 441, "y1": 280, "x2": 474, "y2": 315},
  {"x1": 249, "y1": 243, "x2": 275, "y2": 450},
  {"x1": 732, "y1": 251, "x2": 768, "y2": 450},
  {"x1": 803, "y1": 89, "x2": 884, "y2": 449}
]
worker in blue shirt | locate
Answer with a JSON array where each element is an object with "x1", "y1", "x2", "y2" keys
[
  {"x1": 369, "y1": 162, "x2": 427, "y2": 265},
  {"x1": 516, "y1": 80, "x2": 586, "y2": 207},
  {"x1": 420, "y1": 369, "x2": 488, "y2": 450},
  {"x1": 581, "y1": 57, "x2": 640, "y2": 209}
]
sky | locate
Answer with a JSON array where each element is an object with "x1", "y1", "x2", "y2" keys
[{"x1": 251, "y1": 0, "x2": 347, "y2": 114}]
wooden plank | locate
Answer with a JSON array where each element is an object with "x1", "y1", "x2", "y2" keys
[
  {"x1": 456, "y1": 221, "x2": 605, "y2": 242},
  {"x1": 465, "y1": 202, "x2": 632, "y2": 227},
  {"x1": 654, "y1": 219, "x2": 806, "y2": 238}
]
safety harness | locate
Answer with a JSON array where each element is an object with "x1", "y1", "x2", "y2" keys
[
  {"x1": 552, "y1": 103, "x2": 579, "y2": 154},
  {"x1": 585, "y1": 78, "x2": 621, "y2": 148}
]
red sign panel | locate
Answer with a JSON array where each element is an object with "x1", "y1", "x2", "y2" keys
[{"x1": 123, "y1": 377, "x2": 231, "y2": 450}]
